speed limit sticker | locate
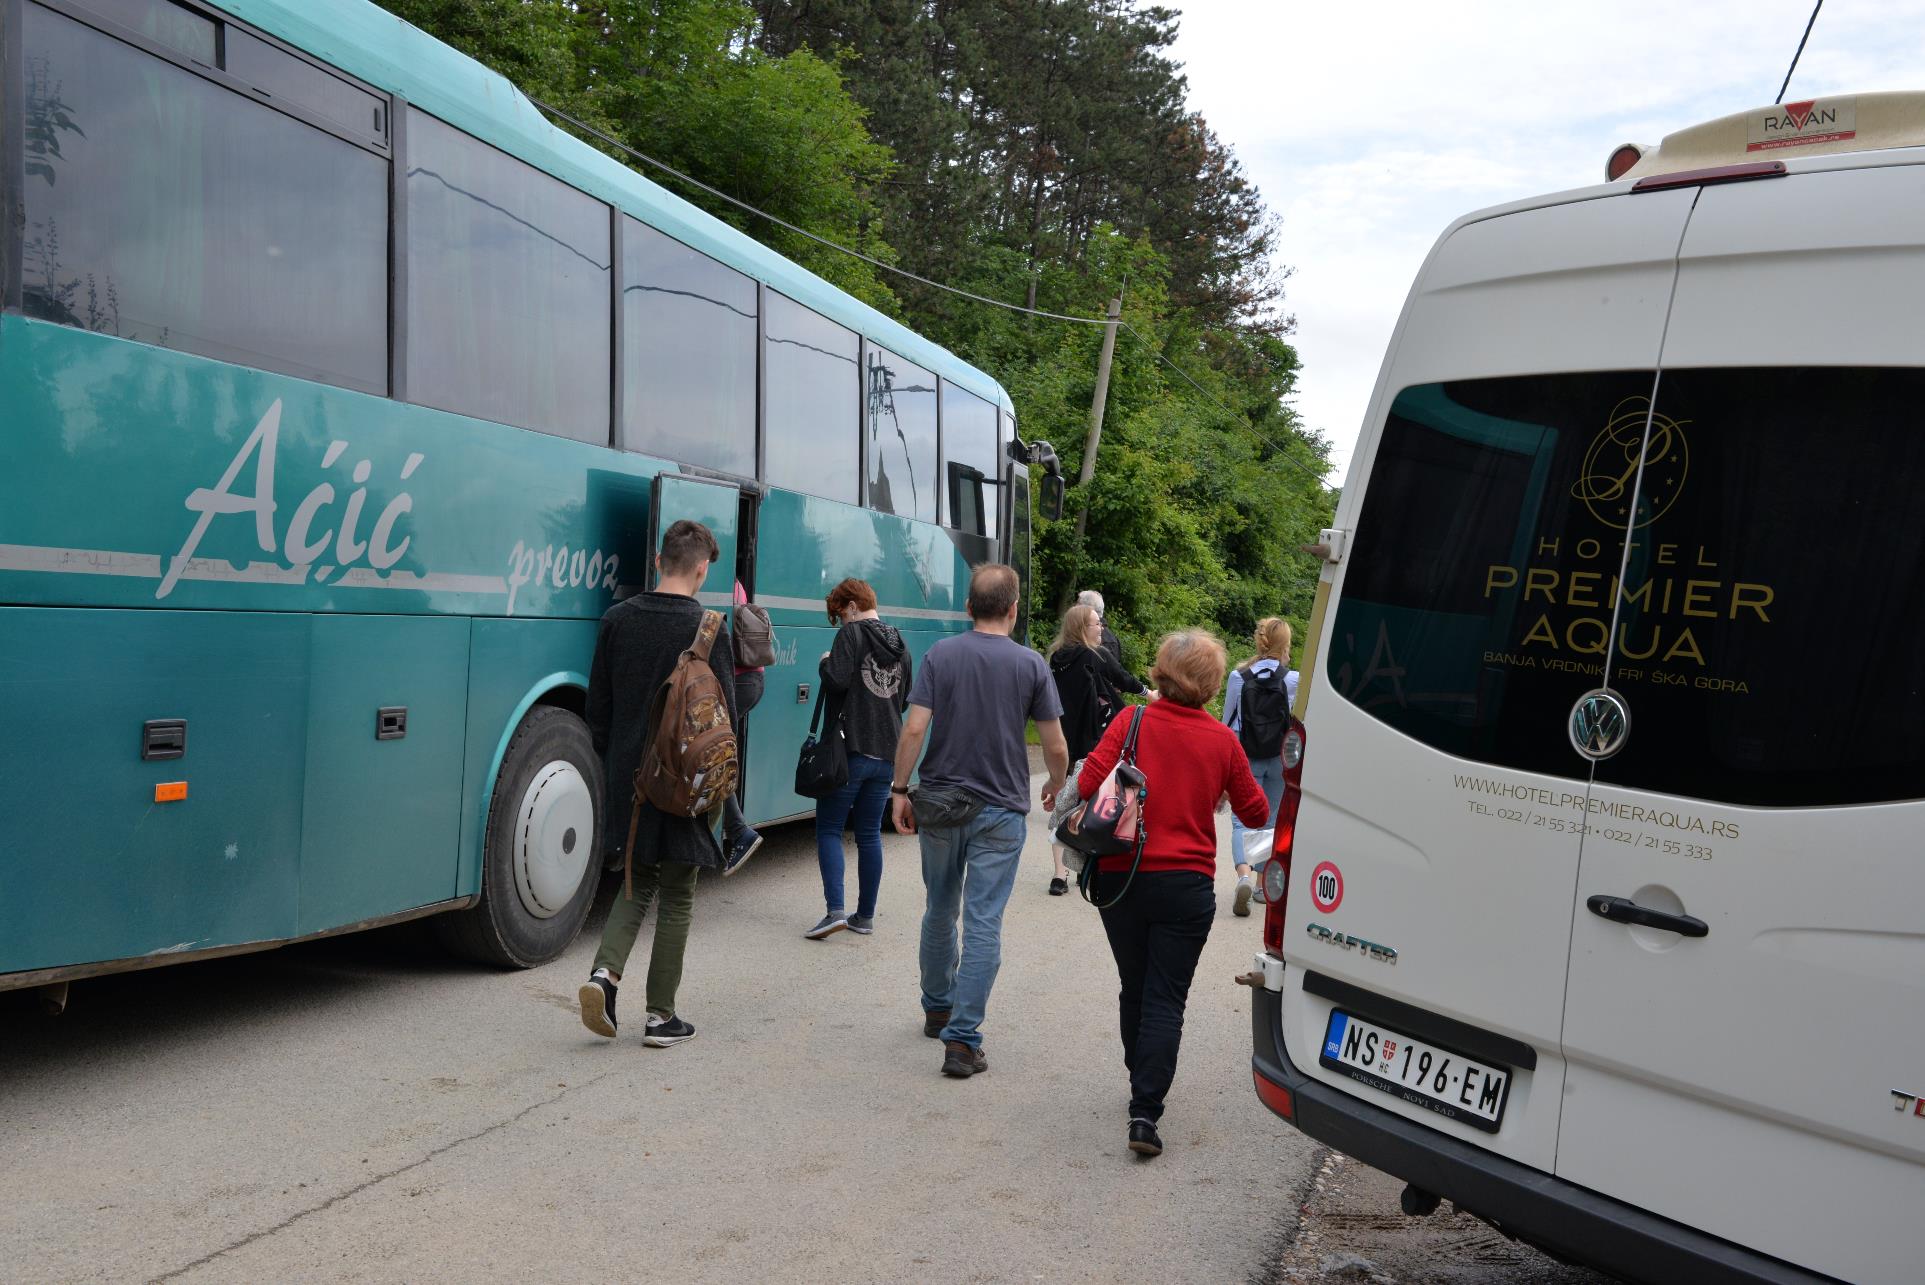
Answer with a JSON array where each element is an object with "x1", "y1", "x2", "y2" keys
[{"x1": 1310, "y1": 861, "x2": 1344, "y2": 913}]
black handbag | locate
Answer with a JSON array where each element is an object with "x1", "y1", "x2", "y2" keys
[{"x1": 794, "y1": 682, "x2": 849, "y2": 799}]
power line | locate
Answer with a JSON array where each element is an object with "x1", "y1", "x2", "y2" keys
[
  {"x1": 1775, "y1": 0, "x2": 1823, "y2": 104},
  {"x1": 529, "y1": 94, "x2": 1333, "y2": 488},
  {"x1": 1119, "y1": 321, "x2": 1335, "y2": 488},
  {"x1": 529, "y1": 96, "x2": 1114, "y2": 327}
]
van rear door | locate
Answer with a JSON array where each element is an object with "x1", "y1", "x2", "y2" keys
[
  {"x1": 1556, "y1": 163, "x2": 1925, "y2": 1285},
  {"x1": 1286, "y1": 189, "x2": 1697, "y2": 1171}
]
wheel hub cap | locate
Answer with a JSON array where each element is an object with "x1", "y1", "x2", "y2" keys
[{"x1": 514, "y1": 761, "x2": 594, "y2": 919}]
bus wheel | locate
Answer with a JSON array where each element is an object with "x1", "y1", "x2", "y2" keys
[{"x1": 436, "y1": 705, "x2": 603, "y2": 968}]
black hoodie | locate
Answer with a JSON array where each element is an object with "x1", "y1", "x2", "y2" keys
[{"x1": 820, "y1": 617, "x2": 913, "y2": 762}]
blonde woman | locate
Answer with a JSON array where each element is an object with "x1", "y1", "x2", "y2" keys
[
  {"x1": 1046, "y1": 603, "x2": 1146, "y2": 895},
  {"x1": 1221, "y1": 618, "x2": 1298, "y2": 916}
]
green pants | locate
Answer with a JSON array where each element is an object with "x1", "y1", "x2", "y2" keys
[{"x1": 593, "y1": 859, "x2": 699, "y2": 1018}]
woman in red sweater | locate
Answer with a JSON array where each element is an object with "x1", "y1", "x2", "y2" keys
[{"x1": 1077, "y1": 629, "x2": 1270, "y2": 1158}]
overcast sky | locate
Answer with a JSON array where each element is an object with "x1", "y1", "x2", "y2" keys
[{"x1": 1171, "y1": 0, "x2": 1925, "y2": 485}]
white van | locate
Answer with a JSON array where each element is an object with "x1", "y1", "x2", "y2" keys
[{"x1": 1247, "y1": 94, "x2": 1925, "y2": 1284}]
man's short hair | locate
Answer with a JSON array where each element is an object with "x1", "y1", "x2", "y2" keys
[
  {"x1": 659, "y1": 519, "x2": 719, "y2": 577},
  {"x1": 967, "y1": 563, "x2": 1022, "y2": 620},
  {"x1": 1076, "y1": 589, "x2": 1105, "y2": 615}
]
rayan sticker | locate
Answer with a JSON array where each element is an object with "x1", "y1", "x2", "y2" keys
[{"x1": 1310, "y1": 861, "x2": 1344, "y2": 914}]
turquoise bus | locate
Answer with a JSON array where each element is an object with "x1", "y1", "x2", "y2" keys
[{"x1": 0, "y1": 0, "x2": 1061, "y2": 989}]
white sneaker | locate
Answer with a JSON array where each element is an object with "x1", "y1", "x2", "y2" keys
[{"x1": 1233, "y1": 875, "x2": 1255, "y2": 918}]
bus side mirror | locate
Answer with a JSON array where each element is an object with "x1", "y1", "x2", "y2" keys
[{"x1": 1029, "y1": 440, "x2": 1065, "y2": 521}]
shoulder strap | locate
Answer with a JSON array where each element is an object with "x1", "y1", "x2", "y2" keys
[
  {"x1": 1121, "y1": 703, "x2": 1147, "y2": 764},
  {"x1": 690, "y1": 609, "x2": 721, "y2": 661}
]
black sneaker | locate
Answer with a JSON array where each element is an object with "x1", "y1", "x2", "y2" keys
[
  {"x1": 642, "y1": 1013, "x2": 696, "y2": 1047},
  {"x1": 804, "y1": 911, "x2": 849, "y2": 940},
  {"x1": 722, "y1": 826, "x2": 763, "y2": 877},
  {"x1": 1128, "y1": 1118, "x2": 1163, "y2": 1156},
  {"x1": 846, "y1": 913, "x2": 875, "y2": 935},
  {"x1": 923, "y1": 1008, "x2": 951, "y2": 1039},
  {"x1": 941, "y1": 1040, "x2": 987, "y2": 1078},
  {"x1": 578, "y1": 968, "x2": 618, "y2": 1039},
  {"x1": 1048, "y1": 877, "x2": 1068, "y2": 896}
]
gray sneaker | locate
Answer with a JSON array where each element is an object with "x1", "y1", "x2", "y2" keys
[
  {"x1": 846, "y1": 913, "x2": 875, "y2": 935},
  {"x1": 804, "y1": 911, "x2": 849, "y2": 940}
]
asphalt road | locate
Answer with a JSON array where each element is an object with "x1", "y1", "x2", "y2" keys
[
  {"x1": 4, "y1": 792, "x2": 1322, "y2": 1283},
  {"x1": 3, "y1": 786, "x2": 1602, "y2": 1284}
]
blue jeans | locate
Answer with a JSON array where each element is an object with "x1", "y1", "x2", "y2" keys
[
  {"x1": 917, "y1": 804, "x2": 1027, "y2": 1049},
  {"x1": 1230, "y1": 754, "x2": 1286, "y2": 869},
  {"x1": 814, "y1": 753, "x2": 891, "y2": 916}
]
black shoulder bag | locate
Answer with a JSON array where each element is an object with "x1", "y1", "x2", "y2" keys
[{"x1": 794, "y1": 682, "x2": 849, "y2": 799}]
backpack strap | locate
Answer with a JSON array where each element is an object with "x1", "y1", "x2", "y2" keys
[{"x1": 689, "y1": 609, "x2": 722, "y2": 662}]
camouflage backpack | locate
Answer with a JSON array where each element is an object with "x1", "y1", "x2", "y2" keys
[{"x1": 632, "y1": 610, "x2": 738, "y2": 824}]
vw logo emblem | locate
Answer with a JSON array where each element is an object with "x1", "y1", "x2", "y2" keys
[{"x1": 1569, "y1": 689, "x2": 1631, "y2": 761}]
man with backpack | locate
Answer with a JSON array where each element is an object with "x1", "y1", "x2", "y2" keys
[
  {"x1": 1222, "y1": 618, "x2": 1299, "y2": 917},
  {"x1": 578, "y1": 519, "x2": 739, "y2": 1048}
]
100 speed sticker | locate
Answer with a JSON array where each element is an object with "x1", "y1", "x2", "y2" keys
[{"x1": 1310, "y1": 861, "x2": 1344, "y2": 913}]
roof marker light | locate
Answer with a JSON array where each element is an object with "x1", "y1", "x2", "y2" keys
[
  {"x1": 1632, "y1": 160, "x2": 1787, "y2": 193},
  {"x1": 1606, "y1": 143, "x2": 1646, "y2": 181}
]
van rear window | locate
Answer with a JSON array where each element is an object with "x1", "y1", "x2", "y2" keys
[{"x1": 1333, "y1": 368, "x2": 1925, "y2": 808}]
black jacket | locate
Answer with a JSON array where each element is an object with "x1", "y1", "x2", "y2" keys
[
  {"x1": 587, "y1": 591, "x2": 738, "y2": 870},
  {"x1": 819, "y1": 618, "x2": 912, "y2": 762},
  {"x1": 1050, "y1": 642, "x2": 1146, "y2": 763}
]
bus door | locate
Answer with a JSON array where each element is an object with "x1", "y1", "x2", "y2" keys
[
  {"x1": 647, "y1": 473, "x2": 741, "y2": 606},
  {"x1": 1003, "y1": 461, "x2": 1032, "y2": 646}
]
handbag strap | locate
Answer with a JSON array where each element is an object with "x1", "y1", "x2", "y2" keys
[{"x1": 1079, "y1": 705, "x2": 1149, "y2": 911}]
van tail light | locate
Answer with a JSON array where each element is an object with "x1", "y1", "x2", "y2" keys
[
  {"x1": 1253, "y1": 1067, "x2": 1295, "y2": 1120},
  {"x1": 1259, "y1": 719, "x2": 1307, "y2": 955}
]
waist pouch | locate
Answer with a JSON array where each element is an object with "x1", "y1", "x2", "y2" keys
[{"x1": 912, "y1": 782, "x2": 988, "y2": 830}]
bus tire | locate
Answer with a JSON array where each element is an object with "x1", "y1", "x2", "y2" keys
[{"x1": 436, "y1": 704, "x2": 604, "y2": 968}]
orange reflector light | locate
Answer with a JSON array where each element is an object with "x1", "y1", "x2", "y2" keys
[
  {"x1": 1253, "y1": 1067, "x2": 1295, "y2": 1120},
  {"x1": 1605, "y1": 143, "x2": 1644, "y2": 182},
  {"x1": 155, "y1": 782, "x2": 188, "y2": 803}
]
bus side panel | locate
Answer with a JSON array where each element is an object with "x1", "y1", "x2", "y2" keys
[
  {"x1": 296, "y1": 614, "x2": 471, "y2": 934},
  {"x1": 745, "y1": 487, "x2": 979, "y2": 825},
  {"x1": 746, "y1": 624, "x2": 838, "y2": 824},
  {"x1": 457, "y1": 617, "x2": 598, "y2": 899},
  {"x1": 0, "y1": 607, "x2": 306, "y2": 974}
]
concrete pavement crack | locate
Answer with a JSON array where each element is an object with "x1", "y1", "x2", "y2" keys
[{"x1": 149, "y1": 1069, "x2": 620, "y2": 1283}]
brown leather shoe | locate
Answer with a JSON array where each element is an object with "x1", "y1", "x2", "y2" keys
[
  {"x1": 923, "y1": 1009, "x2": 951, "y2": 1039},
  {"x1": 941, "y1": 1040, "x2": 987, "y2": 1078}
]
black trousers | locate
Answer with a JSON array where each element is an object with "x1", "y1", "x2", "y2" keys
[{"x1": 1096, "y1": 869, "x2": 1215, "y2": 1123}]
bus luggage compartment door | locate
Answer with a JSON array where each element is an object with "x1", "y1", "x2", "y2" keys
[{"x1": 0, "y1": 607, "x2": 306, "y2": 977}]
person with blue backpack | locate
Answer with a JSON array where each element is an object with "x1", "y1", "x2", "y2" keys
[{"x1": 1222, "y1": 617, "x2": 1298, "y2": 917}]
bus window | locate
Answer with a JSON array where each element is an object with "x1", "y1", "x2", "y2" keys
[
  {"x1": 18, "y1": 4, "x2": 387, "y2": 393},
  {"x1": 764, "y1": 292, "x2": 858, "y2": 503},
  {"x1": 942, "y1": 381, "x2": 999, "y2": 536},
  {"x1": 405, "y1": 108, "x2": 612, "y2": 444},
  {"x1": 865, "y1": 346, "x2": 938, "y2": 523},
  {"x1": 223, "y1": 29, "x2": 387, "y2": 147},
  {"x1": 64, "y1": 0, "x2": 214, "y2": 65},
  {"x1": 621, "y1": 218, "x2": 756, "y2": 477}
]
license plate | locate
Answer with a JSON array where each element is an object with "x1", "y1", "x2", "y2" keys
[{"x1": 1320, "y1": 1010, "x2": 1511, "y2": 1133}]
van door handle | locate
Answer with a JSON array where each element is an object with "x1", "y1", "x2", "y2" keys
[{"x1": 1586, "y1": 895, "x2": 1708, "y2": 938}]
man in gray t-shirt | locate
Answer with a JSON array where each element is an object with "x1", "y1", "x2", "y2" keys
[{"x1": 891, "y1": 564, "x2": 1068, "y2": 1078}]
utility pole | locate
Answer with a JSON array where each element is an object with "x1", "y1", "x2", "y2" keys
[{"x1": 1072, "y1": 296, "x2": 1122, "y2": 543}]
